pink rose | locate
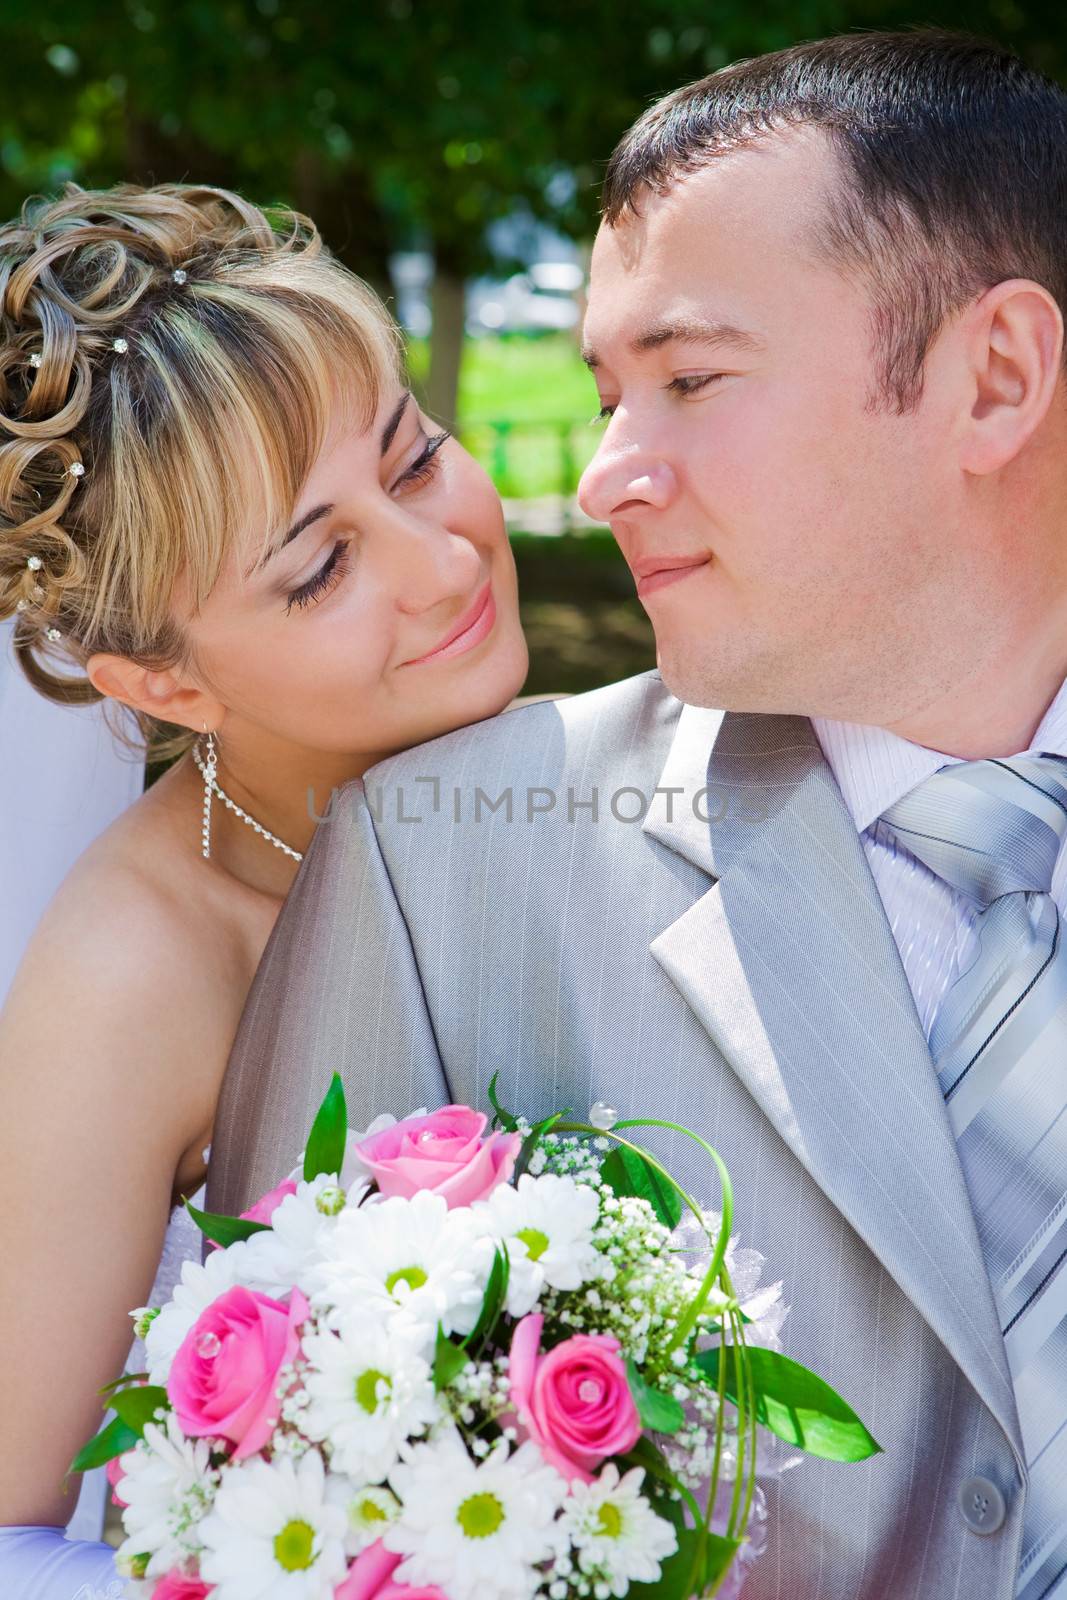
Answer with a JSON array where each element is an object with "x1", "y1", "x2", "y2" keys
[
  {"x1": 355, "y1": 1106, "x2": 520, "y2": 1209},
  {"x1": 151, "y1": 1575, "x2": 212, "y2": 1600},
  {"x1": 336, "y1": 1541, "x2": 448, "y2": 1600},
  {"x1": 208, "y1": 1177, "x2": 298, "y2": 1252},
  {"x1": 241, "y1": 1177, "x2": 298, "y2": 1226},
  {"x1": 169, "y1": 1285, "x2": 307, "y2": 1460},
  {"x1": 508, "y1": 1314, "x2": 641, "y2": 1483}
]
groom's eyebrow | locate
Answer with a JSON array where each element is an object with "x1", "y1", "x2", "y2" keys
[{"x1": 582, "y1": 315, "x2": 766, "y2": 369}]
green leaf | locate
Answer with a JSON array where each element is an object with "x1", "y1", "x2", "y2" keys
[
  {"x1": 184, "y1": 1196, "x2": 272, "y2": 1247},
  {"x1": 304, "y1": 1072, "x2": 348, "y2": 1182},
  {"x1": 628, "y1": 1526, "x2": 705, "y2": 1600},
  {"x1": 465, "y1": 1246, "x2": 510, "y2": 1352},
  {"x1": 617, "y1": 1437, "x2": 688, "y2": 1531},
  {"x1": 433, "y1": 1323, "x2": 471, "y2": 1392},
  {"x1": 600, "y1": 1144, "x2": 683, "y2": 1230},
  {"x1": 630, "y1": 1524, "x2": 743, "y2": 1599},
  {"x1": 702, "y1": 1533, "x2": 744, "y2": 1587},
  {"x1": 110, "y1": 1384, "x2": 171, "y2": 1437},
  {"x1": 487, "y1": 1070, "x2": 519, "y2": 1132},
  {"x1": 694, "y1": 1347, "x2": 882, "y2": 1462},
  {"x1": 625, "y1": 1357, "x2": 685, "y2": 1435},
  {"x1": 70, "y1": 1414, "x2": 139, "y2": 1474}
]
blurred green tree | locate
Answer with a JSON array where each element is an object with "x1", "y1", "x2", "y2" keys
[
  {"x1": 3, "y1": 1, "x2": 1065, "y2": 424},
  {"x1": 0, "y1": 0, "x2": 846, "y2": 423}
]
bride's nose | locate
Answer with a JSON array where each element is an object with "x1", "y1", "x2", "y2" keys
[{"x1": 386, "y1": 516, "x2": 484, "y2": 617}]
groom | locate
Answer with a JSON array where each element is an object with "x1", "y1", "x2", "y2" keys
[{"x1": 208, "y1": 29, "x2": 1067, "y2": 1600}]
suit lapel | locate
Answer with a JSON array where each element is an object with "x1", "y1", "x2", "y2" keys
[{"x1": 643, "y1": 702, "x2": 1022, "y2": 1459}]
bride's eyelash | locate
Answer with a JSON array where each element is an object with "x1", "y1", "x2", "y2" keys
[
  {"x1": 286, "y1": 539, "x2": 351, "y2": 615},
  {"x1": 399, "y1": 428, "x2": 452, "y2": 488},
  {"x1": 283, "y1": 431, "x2": 452, "y2": 615}
]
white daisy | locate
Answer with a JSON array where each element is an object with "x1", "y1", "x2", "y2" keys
[
  {"x1": 326, "y1": 1479, "x2": 402, "y2": 1556},
  {"x1": 144, "y1": 1239, "x2": 280, "y2": 1385},
  {"x1": 307, "y1": 1189, "x2": 492, "y2": 1344},
  {"x1": 385, "y1": 1429, "x2": 567, "y2": 1600},
  {"x1": 301, "y1": 1313, "x2": 440, "y2": 1482},
  {"x1": 198, "y1": 1449, "x2": 348, "y2": 1600},
  {"x1": 114, "y1": 1411, "x2": 218, "y2": 1577},
  {"x1": 240, "y1": 1173, "x2": 369, "y2": 1297},
  {"x1": 475, "y1": 1173, "x2": 602, "y2": 1316},
  {"x1": 559, "y1": 1463, "x2": 678, "y2": 1595}
]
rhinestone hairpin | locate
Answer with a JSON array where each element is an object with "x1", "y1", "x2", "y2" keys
[
  {"x1": 112, "y1": 337, "x2": 129, "y2": 354},
  {"x1": 26, "y1": 555, "x2": 42, "y2": 571},
  {"x1": 29, "y1": 352, "x2": 42, "y2": 369},
  {"x1": 69, "y1": 461, "x2": 85, "y2": 479},
  {"x1": 171, "y1": 268, "x2": 188, "y2": 285},
  {"x1": 45, "y1": 626, "x2": 62, "y2": 642}
]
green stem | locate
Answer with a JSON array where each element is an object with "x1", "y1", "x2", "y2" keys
[
  {"x1": 741, "y1": 1321, "x2": 760, "y2": 1541},
  {"x1": 554, "y1": 1120, "x2": 709, "y2": 1234},
  {"x1": 555, "y1": 1117, "x2": 735, "y2": 1356},
  {"x1": 726, "y1": 1306, "x2": 747, "y2": 1541},
  {"x1": 616, "y1": 1119, "x2": 734, "y2": 1356},
  {"x1": 555, "y1": 1116, "x2": 751, "y2": 1600}
]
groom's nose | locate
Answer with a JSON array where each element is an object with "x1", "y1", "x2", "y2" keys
[{"x1": 577, "y1": 433, "x2": 678, "y2": 525}]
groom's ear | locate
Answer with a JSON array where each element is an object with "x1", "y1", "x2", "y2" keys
[
  {"x1": 85, "y1": 650, "x2": 226, "y2": 734},
  {"x1": 958, "y1": 277, "x2": 1064, "y2": 475}
]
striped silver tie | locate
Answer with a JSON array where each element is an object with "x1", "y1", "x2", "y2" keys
[{"x1": 880, "y1": 754, "x2": 1067, "y2": 1600}]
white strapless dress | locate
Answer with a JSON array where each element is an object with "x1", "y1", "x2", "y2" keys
[
  {"x1": 65, "y1": 1184, "x2": 207, "y2": 1543},
  {"x1": 0, "y1": 1185, "x2": 209, "y2": 1599}
]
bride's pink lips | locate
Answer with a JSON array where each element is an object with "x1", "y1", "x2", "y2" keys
[
  {"x1": 402, "y1": 579, "x2": 496, "y2": 666},
  {"x1": 633, "y1": 554, "x2": 712, "y2": 598}
]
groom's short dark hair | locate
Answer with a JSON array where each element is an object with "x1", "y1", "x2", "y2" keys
[{"x1": 603, "y1": 28, "x2": 1067, "y2": 413}]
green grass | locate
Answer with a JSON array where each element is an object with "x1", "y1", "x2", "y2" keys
[
  {"x1": 407, "y1": 331, "x2": 599, "y2": 423},
  {"x1": 407, "y1": 332, "x2": 603, "y2": 499}
]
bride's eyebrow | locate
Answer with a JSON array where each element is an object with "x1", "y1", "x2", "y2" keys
[
  {"x1": 380, "y1": 390, "x2": 413, "y2": 455},
  {"x1": 246, "y1": 504, "x2": 334, "y2": 579},
  {"x1": 246, "y1": 391, "x2": 414, "y2": 580}
]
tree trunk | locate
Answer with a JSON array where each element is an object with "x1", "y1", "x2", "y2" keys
[
  {"x1": 424, "y1": 266, "x2": 465, "y2": 432},
  {"x1": 292, "y1": 154, "x2": 393, "y2": 306}
]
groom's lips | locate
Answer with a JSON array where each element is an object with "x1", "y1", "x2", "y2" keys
[{"x1": 631, "y1": 553, "x2": 712, "y2": 598}]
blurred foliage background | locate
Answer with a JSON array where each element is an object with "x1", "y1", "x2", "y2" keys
[{"x1": 2, "y1": 0, "x2": 1062, "y2": 695}]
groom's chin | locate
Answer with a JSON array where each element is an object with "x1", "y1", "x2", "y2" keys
[{"x1": 652, "y1": 646, "x2": 769, "y2": 715}]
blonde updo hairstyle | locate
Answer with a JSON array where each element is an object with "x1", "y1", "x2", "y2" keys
[{"x1": 0, "y1": 182, "x2": 402, "y2": 763}]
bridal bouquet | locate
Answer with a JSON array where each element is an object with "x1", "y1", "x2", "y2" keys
[{"x1": 73, "y1": 1078, "x2": 879, "y2": 1600}]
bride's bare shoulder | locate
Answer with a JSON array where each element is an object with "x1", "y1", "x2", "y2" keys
[
  {"x1": 0, "y1": 760, "x2": 244, "y2": 1167},
  {"x1": 24, "y1": 758, "x2": 237, "y2": 982}
]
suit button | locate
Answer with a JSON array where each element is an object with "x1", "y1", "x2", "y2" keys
[{"x1": 958, "y1": 1476, "x2": 1006, "y2": 1535}]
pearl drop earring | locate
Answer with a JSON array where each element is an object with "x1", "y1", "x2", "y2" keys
[
  {"x1": 191, "y1": 727, "x2": 303, "y2": 864},
  {"x1": 200, "y1": 727, "x2": 218, "y2": 859}
]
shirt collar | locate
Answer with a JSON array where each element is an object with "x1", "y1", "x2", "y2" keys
[{"x1": 810, "y1": 675, "x2": 1067, "y2": 835}]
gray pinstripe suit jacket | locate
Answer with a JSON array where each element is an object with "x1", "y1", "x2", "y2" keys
[{"x1": 207, "y1": 667, "x2": 1026, "y2": 1599}]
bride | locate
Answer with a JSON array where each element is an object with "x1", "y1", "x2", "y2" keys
[{"x1": 0, "y1": 182, "x2": 532, "y2": 1595}]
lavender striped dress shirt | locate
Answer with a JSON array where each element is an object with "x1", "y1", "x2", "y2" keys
[{"x1": 810, "y1": 677, "x2": 1067, "y2": 1040}]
